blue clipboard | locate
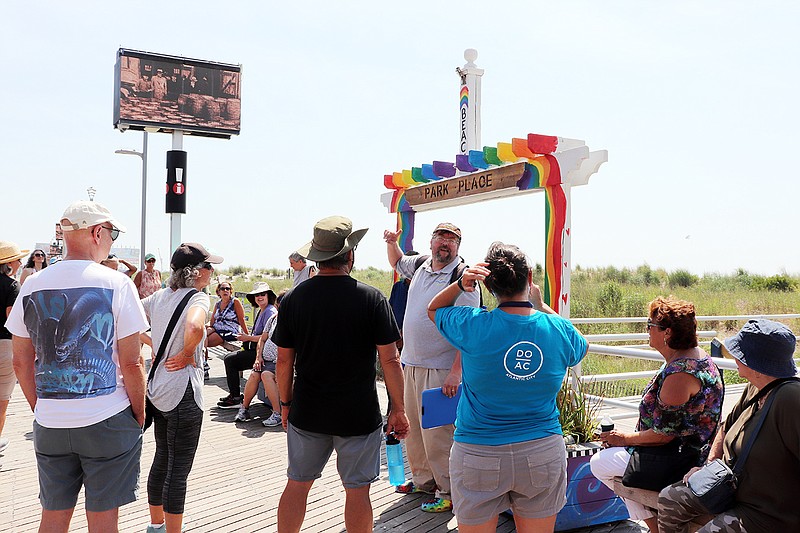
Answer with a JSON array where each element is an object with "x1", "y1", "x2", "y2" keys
[{"x1": 420, "y1": 385, "x2": 462, "y2": 429}]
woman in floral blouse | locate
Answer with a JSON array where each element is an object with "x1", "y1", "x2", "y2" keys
[{"x1": 590, "y1": 297, "x2": 724, "y2": 533}]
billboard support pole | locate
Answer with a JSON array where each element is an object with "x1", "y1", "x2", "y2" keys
[
  {"x1": 169, "y1": 130, "x2": 184, "y2": 254},
  {"x1": 140, "y1": 131, "x2": 148, "y2": 268}
]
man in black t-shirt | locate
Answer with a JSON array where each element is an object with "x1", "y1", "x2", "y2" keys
[{"x1": 274, "y1": 216, "x2": 409, "y2": 533}]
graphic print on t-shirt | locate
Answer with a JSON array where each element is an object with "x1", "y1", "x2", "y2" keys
[
  {"x1": 503, "y1": 340, "x2": 543, "y2": 381},
  {"x1": 22, "y1": 288, "x2": 116, "y2": 399}
]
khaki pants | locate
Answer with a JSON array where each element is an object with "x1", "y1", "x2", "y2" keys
[{"x1": 403, "y1": 365, "x2": 454, "y2": 500}]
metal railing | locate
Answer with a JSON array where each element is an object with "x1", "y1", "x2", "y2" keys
[{"x1": 571, "y1": 314, "x2": 800, "y2": 419}]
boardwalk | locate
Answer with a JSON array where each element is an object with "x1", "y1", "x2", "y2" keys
[{"x1": 1, "y1": 350, "x2": 649, "y2": 532}]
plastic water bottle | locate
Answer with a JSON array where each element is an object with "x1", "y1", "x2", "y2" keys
[
  {"x1": 600, "y1": 415, "x2": 614, "y2": 433},
  {"x1": 385, "y1": 432, "x2": 405, "y2": 486}
]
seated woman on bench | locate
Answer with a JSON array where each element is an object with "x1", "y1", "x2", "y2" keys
[
  {"x1": 206, "y1": 281, "x2": 248, "y2": 348},
  {"x1": 234, "y1": 290, "x2": 286, "y2": 427},
  {"x1": 590, "y1": 297, "x2": 724, "y2": 533}
]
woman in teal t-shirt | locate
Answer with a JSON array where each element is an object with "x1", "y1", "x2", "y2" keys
[{"x1": 428, "y1": 242, "x2": 588, "y2": 533}]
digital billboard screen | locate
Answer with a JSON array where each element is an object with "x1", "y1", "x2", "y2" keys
[{"x1": 114, "y1": 48, "x2": 241, "y2": 138}]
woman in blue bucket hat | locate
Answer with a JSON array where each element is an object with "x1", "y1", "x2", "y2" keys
[{"x1": 658, "y1": 319, "x2": 800, "y2": 533}]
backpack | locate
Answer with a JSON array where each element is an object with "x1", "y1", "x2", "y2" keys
[{"x1": 411, "y1": 255, "x2": 483, "y2": 307}]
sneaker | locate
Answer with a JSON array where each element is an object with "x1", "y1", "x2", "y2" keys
[
  {"x1": 262, "y1": 412, "x2": 282, "y2": 427},
  {"x1": 420, "y1": 497, "x2": 453, "y2": 513},
  {"x1": 146, "y1": 523, "x2": 165, "y2": 533},
  {"x1": 0, "y1": 437, "x2": 9, "y2": 454},
  {"x1": 217, "y1": 396, "x2": 242, "y2": 409},
  {"x1": 234, "y1": 407, "x2": 250, "y2": 422},
  {"x1": 395, "y1": 480, "x2": 423, "y2": 494}
]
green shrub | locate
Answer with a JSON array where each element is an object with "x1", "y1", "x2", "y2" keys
[
  {"x1": 668, "y1": 269, "x2": 698, "y2": 288},
  {"x1": 597, "y1": 282, "x2": 623, "y2": 316},
  {"x1": 754, "y1": 274, "x2": 795, "y2": 292},
  {"x1": 229, "y1": 265, "x2": 248, "y2": 276},
  {"x1": 634, "y1": 264, "x2": 660, "y2": 286}
]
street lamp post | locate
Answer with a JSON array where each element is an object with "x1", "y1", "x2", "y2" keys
[{"x1": 115, "y1": 131, "x2": 149, "y2": 268}]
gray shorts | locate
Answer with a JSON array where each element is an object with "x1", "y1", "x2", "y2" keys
[
  {"x1": 286, "y1": 423, "x2": 382, "y2": 489},
  {"x1": 450, "y1": 434, "x2": 567, "y2": 525},
  {"x1": 254, "y1": 360, "x2": 276, "y2": 374},
  {"x1": 33, "y1": 406, "x2": 143, "y2": 512}
]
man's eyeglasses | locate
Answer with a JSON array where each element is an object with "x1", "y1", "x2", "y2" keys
[
  {"x1": 201, "y1": 262, "x2": 214, "y2": 271},
  {"x1": 433, "y1": 235, "x2": 460, "y2": 245},
  {"x1": 101, "y1": 225, "x2": 120, "y2": 241},
  {"x1": 646, "y1": 320, "x2": 666, "y2": 331}
]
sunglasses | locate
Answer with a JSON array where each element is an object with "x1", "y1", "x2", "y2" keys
[
  {"x1": 146, "y1": 258, "x2": 156, "y2": 263},
  {"x1": 101, "y1": 225, "x2": 120, "y2": 241},
  {"x1": 33, "y1": 253, "x2": 45, "y2": 258},
  {"x1": 646, "y1": 320, "x2": 666, "y2": 331},
  {"x1": 219, "y1": 286, "x2": 232, "y2": 291},
  {"x1": 201, "y1": 262, "x2": 214, "y2": 271}
]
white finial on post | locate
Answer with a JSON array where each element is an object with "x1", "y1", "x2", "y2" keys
[
  {"x1": 464, "y1": 48, "x2": 478, "y2": 66},
  {"x1": 457, "y1": 48, "x2": 484, "y2": 155}
]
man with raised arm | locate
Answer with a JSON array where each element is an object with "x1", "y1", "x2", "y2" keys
[
  {"x1": 8, "y1": 201, "x2": 148, "y2": 533},
  {"x1": 383, "y1": 222, "x2": 480, "y2": 513}
]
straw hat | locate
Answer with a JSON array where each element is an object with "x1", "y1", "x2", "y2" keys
[{"x1": 0, "y1": 241, "x2": 29, "y2": 265}]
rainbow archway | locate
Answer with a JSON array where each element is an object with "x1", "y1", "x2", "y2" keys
[{"x1": 380, "y1": 133, "x2": 607, "y2": 317}]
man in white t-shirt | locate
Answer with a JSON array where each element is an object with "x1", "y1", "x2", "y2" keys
[{"x1": 8, "y1": 200, "x2": 148, "y2": 533}]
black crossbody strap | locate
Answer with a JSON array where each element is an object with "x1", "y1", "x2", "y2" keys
[
  {"x1": 148, "y1": 289, "x2": 199, "y2": 382},
  {"x1": 732, "y1": 377, "x2": 798, "y2": 474}
]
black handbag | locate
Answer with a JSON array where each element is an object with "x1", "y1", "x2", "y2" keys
[
  {"x1": 143, "y1": 289, "x2": 198, "y2": 430},
  {"x1": 622, "y1": 439, "x2": 700, "y2": 491},
  {"x1": 687, "y1": 377, "x2": 799, "y2": 513}
]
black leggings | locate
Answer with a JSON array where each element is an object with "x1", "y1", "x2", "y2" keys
[
  {"x1": 147, "y1": 382, "x2": 203, "y2": 514},
  {"x1": 223, "y1": 349, "x2": 256, "y2": 397}
]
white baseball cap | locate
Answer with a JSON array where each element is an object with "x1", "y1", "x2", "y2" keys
[{"x1": 60, "y1": 201, "x2": 127, "y2": 233}]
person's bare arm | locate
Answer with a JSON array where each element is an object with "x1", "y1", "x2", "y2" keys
[
  {"x1": 442, "y1": 351, "x2": 462, "y2": 398},
  {"x1": 383, "y1": 230, "x2": 404, "y2": 269},
  {"x1": 529, "y1": 283, "x2": 556, "y2": 315},
  {"x1": 377, "y1": 342, "x2": 409, "y2": 439},
  {"x1": 601, "y1": 427, "x2": 675, "y2": 447},
  {"x1": 277, "y1": 346, "x2": 296, "y2": 430},
  {"x1": 120, "y1": 258, "x2": 138, "y2": 277},
  {"x1": 683, "y1": 426, "x2": 727, "y2": 482},
  {"x1": 133, "y1": 271, "x2": 143, "y2": 289},
  {"x1": 164, "y1": 306, "x2": 206, "y2": 371},
  {"x1": 234, "y1": 298, "x2": 249, "y2": 335},
  {"x1": 12, "y1": 336, "x2": 37, "y2": 411},
  {"x1": 118, "y1": 332, "x2": 146, "y2": 426}
]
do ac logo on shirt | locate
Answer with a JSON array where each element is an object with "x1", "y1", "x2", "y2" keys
[{"x1": 503, "y1": 341, "x2": 543, "y2": 381}]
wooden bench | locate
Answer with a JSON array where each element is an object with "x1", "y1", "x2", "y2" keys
[
  {"x1": 207, "y1": 342, "x2": 272, "y2": 406},
  {"x1": 612, "y1": 477, "x2": 713, "y2": 531}
]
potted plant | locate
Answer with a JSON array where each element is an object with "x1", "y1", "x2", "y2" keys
[{"x1": 554, "y1": 370, "x2": 629, "y2": 531}]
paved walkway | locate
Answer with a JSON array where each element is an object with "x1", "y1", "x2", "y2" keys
[{"x1": 1, "y1": 350, "x2": 657, "y2": 532}]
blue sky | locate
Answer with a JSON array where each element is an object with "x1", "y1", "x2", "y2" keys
[{"x1": 2, "y1": 2, "x2": 798, "y2": 275}]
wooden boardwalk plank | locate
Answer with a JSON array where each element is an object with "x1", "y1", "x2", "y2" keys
[{"x1": 2, "y1": 350, "x2": 647, "y2": 532}]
